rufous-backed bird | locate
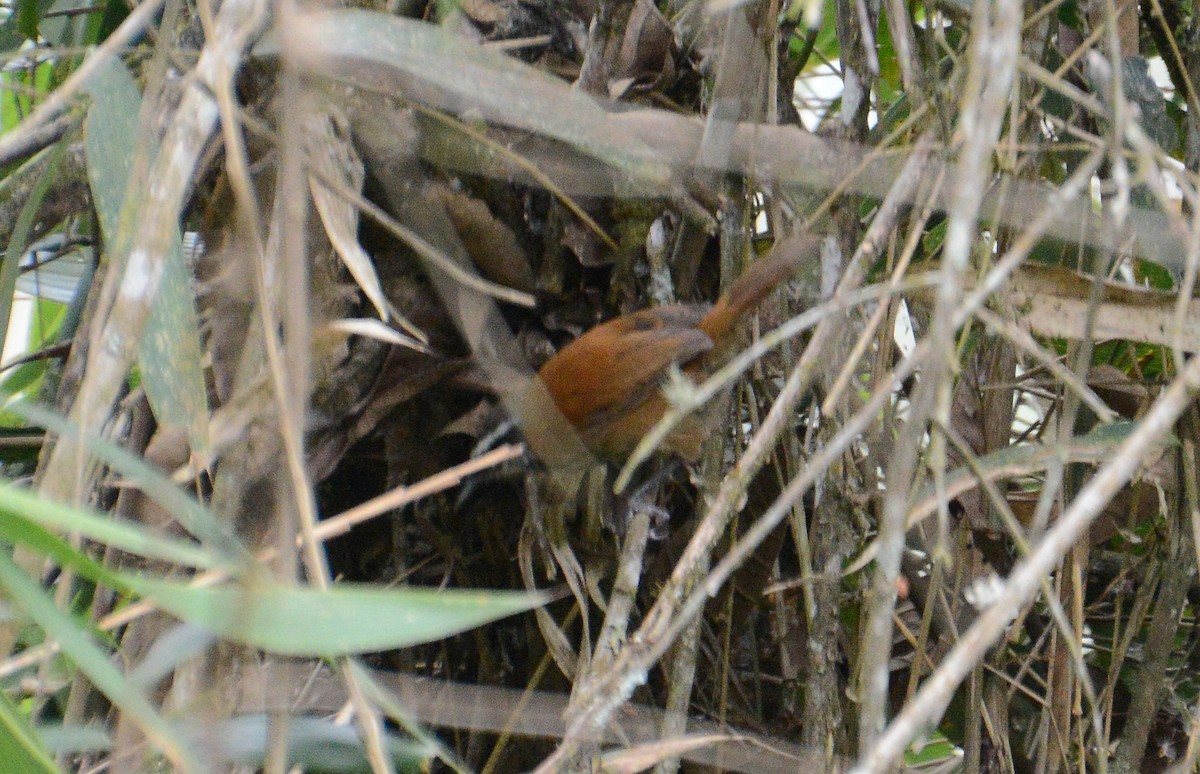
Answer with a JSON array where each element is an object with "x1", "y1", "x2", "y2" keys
[{"x1": 526, "y1": 234, "x2": 821, "y2": 467}]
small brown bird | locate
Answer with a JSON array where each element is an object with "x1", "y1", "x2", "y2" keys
[{"x1": 527, "y1": 234, "x2": 821, "y2": 467}]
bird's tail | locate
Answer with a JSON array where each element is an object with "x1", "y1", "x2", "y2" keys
[{"x1": 699, "y1": 233, "x2": 822, "y2": 341}]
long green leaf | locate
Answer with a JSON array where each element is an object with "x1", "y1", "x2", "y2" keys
[
  {"x1": 0, "y1": 687, "x2": 60, "y2": 774},
  {"x1": 14, "y1": 0, "x2": 52, "y2": 41},
  {"x1": 0, "y1": 480, "x2": 227, "y2": 572},
  {"x1": 125, "y1": 576, "x2": 547, "y2": 657},
  {"x1": 0, "y1": 550, "x2": 203, "y2": 772},
  {"x1": 11, "y1": 402, "x2": 249, "y2": 564},
  {"x1": 0, "y1": 510, "x2": 118, "y2": 589},
  {"x1": 35, "y1": 723, "x2": 111, "y2": 757},
  {"x1": 190, "y1": 715, "x2": 431, "y2": 773},
  {"x1": 82, "y1": 54, "x2": 210, "y2": 456}
]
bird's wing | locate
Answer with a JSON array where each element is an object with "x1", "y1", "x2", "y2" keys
[{"x1": 542, "y1": 305, "x2": 712, "y2": 430}]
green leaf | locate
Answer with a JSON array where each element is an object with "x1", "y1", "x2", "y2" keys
[
  {"x1": 82, "y1": 54, "x2": 210, "y2": 457},
  {"x1": 125, "y1": 577, "x2": 548, "y2": 657},
  {"x1": 904, "y1": 732, "x2": 960, "y2": 766},
  {"x1": 15, "y1": 0, "x2": 53, "y2": 41},
  {"x1": 0, "y1": 550, "x2": 203, "y2": 770},
  {"x1": 2, "y1": 360, "x2": 48, "y2": 398},
  {"x1": 92, "y1": 0, "x2": 129, "y2": 42},
  {"x1": 0, "y1": 479, "x2": 228, "y2": 572},
  {"x1": 194, "y1": 715, "x2": 432, "y2": 773},
  {"x1": 0, "y1": 18, "x2": 26, "y2": 56},
  {"x1": 0, "y1": 511, "x2": 117, "y2": 589},
  {"x1": 1135, "y1": 257, "x2": 1176, "y2": 291},
  {"x1": 0, "y1": 686, "x2": 60, "y2": 774},
  {"x1": 10, "y1": 402, "x2": 249, "y2": 564},
  {"x1": 35, "y1": 723, "x2": 111, "y2": 757}
]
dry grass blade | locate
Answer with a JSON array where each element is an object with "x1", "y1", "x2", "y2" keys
[{"x1": 305, "y1": 104, "x2": 391, "y2": 322}]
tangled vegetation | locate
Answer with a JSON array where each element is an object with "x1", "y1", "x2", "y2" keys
[{"x1": 0, "y1": 0, "x2": 1199, "y2": 771}]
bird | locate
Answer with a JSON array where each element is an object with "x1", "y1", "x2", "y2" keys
[{"x1": 524, "y1": 233, "x2": 822, "y2": 468}]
